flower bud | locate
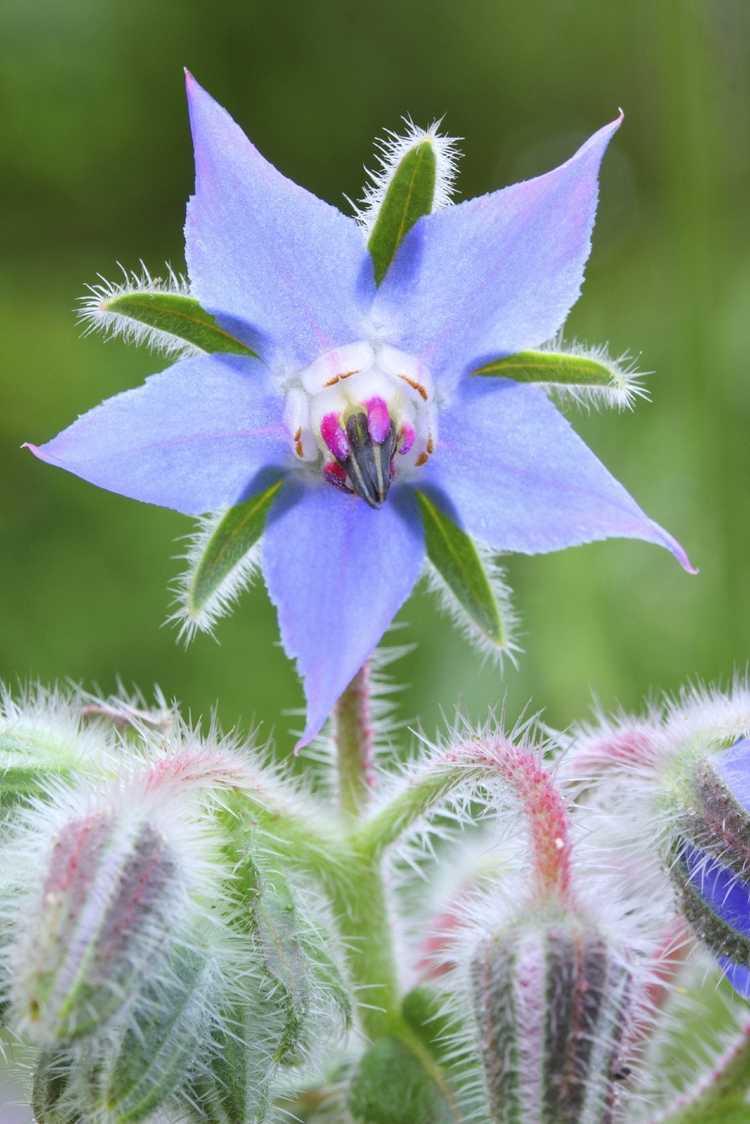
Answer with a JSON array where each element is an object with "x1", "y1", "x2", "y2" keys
[
  {"x1": 0, "y1": 686, "x2": 112, "y2": 824},
  {"x1": 11, "y1": 808, "x2": 179, "y2": 1044},
  {"x1": 470, "y1": 911, "x2": 633, "y2": 1124},
  {"x1": 348, "y1": 1035, "x2": 455, "y2": 1124},
  {"x1": 668, "y1": 737, "x2": 750, "y2": 996}
]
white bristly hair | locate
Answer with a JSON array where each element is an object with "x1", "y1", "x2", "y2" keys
[
  {"x1": 167, "y1": 510, "x2": 264, "y2": 645},
  {"x1": 422, "y1": 546, "x2": 520, "y2": 668},
  {"x1": 77, "y1": 261, "x2": 197, "y2": 358},
  {"x1": 538, "y1": 332, "x2": 650, "y2": 412},
  {"x1": 352, "y1": 116, "x2": 462, "y2": 234}
]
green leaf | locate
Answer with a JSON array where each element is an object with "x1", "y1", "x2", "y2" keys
[
  {"x1": 416, "y1": 491, "x2": 510, "y2": 654},
  {"x1": 185, "y1": 479, "x2": 284, "y2": 621},
  {"x1": 104, "y1": 291, "x2": 255, "y2": 357},
  {"x1": 402, "y1": 986, "x2": 463, "y2": 1068},
  {"x1": 368, "y1": 140, "x2": 437, "y2": 285}
]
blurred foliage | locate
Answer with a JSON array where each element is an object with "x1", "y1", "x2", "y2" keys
[{"x1": 1, "y1": 0, "x2": 749, "y2": 763}]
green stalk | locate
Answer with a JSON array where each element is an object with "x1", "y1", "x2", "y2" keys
[{"x1": 326, "y1": 850, "x2": 402, "y2": 1040}]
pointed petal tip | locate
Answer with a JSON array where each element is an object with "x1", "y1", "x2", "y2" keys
[{"x1": 658, "y1": 526, "x2": 698, "y2": 575}]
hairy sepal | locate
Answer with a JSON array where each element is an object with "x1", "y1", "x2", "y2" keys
[
  {"x1": 356, "y1": 118, "x2": 460, "y2": 284},
  {"x1": 169, "y1": 480, "x2": 283, "y2": 643},
  {"x1": 92, "y1": 942, "x2": 218, "y2": 1122},
  {"x1": 78, "y1": 263, "x2": 254, "y2": 358},
  {"x1": 417, "y1": 492, "x2": 517, "y2": 664},
  {"x1": 473, "y1": 340, "x2": 648, "y2": 411}
]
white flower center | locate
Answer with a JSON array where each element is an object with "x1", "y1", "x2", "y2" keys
[{"x1": 283, "y1": 342, "x2": 438, "y2": 508}]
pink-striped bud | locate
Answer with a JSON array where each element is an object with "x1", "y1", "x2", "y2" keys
[
  {"x1": 11, "y1": 808, "x2": 178, "y2": 1043},
  {"x1": 470, "y1": 912, "x2": 634, "y2": 1124}
]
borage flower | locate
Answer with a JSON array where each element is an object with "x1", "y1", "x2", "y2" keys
[{"x1": 27, "y1": 74, "x2": 693, "y2": 744}]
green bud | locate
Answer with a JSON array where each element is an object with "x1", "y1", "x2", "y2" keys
[{"x1": 349, "y1": 1036, "x2": 455, "y2": 1124}]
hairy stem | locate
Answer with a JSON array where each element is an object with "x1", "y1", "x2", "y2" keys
[
  {"x1": 326, "y1": 849, "x2": 402, "y2": 1039},
  {"x1": 356, "y1": 735, "x2": 574, "y2": 902},
  {"x1": 335, "y1": 666, "x2": 376, "y2": 819},
  {"x1": 655, "y1": 1020, "x2": 750, "y2": 1122}
]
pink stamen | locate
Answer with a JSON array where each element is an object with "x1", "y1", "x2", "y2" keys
[
  {"x1": 398, "y1": 422, "x2": 416, "y2": 455},
  {"x1": 320, "y1": 412, "x2": 350, "y2": 461},
  {"x1": 323, "y1": 460, "x2": 352, "y2": 492},
  {"x1": 365, "y1": 396, "x2": 391, "y2": 444}
]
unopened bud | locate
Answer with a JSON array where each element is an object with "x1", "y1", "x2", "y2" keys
[
  {"x1": 0, "y1": 687, "x2": 111, "y2": 822},
  {"x1": 470, "y1": 912, "x2": 633, "y2": 1124},
  {"x1": 11, "y1": 809, "x2": 179, "y2": 1043},
  {"x1": 668, "y1": 737, "x2": 750, "y2": 996}
]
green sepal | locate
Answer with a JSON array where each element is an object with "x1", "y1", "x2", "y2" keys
[
  {"x1": 32, "y1": 1051, "x2": 82, "y2": 1123},
  {"x1": 104, "y1": 291, "x2": 256, "y2": 357},
  {"x1": 368, "y1": 140, "x2": 437, "y2": 285},
  {"x1": 96, "y1": 946, "x2": 211, "y2": 1122},
  {"x1": 253, "y1": 872, "x2": 312, "y2": 1065},
  {"x1": 185, "y1": 479, "x2": 283, "y2": 619},
  {"x1": 473, "y1": 349, "x2": 616, "y2": 389},
  {"x1": 0, "y1": 730, "x2": 100, "y2": 816},
  {"x1": 416, "y1": 491, "x2": 509, "y2": 653},
  {"x1": 348, "y1": 1036, "x2": 455, "y2": 1124},
  {"x1": 0, "y1": 738, "x2": 74, "y2": 812},
  {"x1": 183, "y1": 988, "x2": 279, "y2": 1124}
]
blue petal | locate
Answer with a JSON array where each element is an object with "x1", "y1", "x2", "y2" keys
[
  {"x1": 184, "y1": 73, "x2": 373, "y2": 369},
  {"x1": 422, "y1": 377, "x2": 694, "y2": 570},
  {"x1": 26, "y1": 354, "x2": 290, "y2": 515},
  {"x1": 715, "y1": 740, "x2": 750, "y2": 814},
  {"x1": 718, "y1": 956, "x2": 750, "y2": 999},
  {"x1": 375, "y1": 117, "x2": 621, "y2": 388},
  {"x1": 262, "y1": 480, "x2": 424, "y2": 746},
  {"x1": 681, "y1": 842, "x2": 750, "y2": 939}
]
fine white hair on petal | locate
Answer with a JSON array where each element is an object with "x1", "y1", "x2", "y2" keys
[
  {"x1": 167, "y1": 512, "x2": 264, "y2": 645},
  {"x1": 352, "y1": 116, "x2": 462, "y2": 234},
  {"x1": 77, "y1": 260, "x2": 197, "y2": 358},
  {"x1": 539, "y1": 332, "x2": 651, "y2": 412},
  {"x1": 422, "y1": 547, "x2": 521, "y2": 668}
]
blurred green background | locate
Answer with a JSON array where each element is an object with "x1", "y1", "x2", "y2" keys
[{"x1": 2, "y1": 0, "x2": 748, "y2": 764}]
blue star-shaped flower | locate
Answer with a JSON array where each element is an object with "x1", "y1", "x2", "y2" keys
[{"x1": 28, "y1": 74, "x2": 692, "y2": 744}]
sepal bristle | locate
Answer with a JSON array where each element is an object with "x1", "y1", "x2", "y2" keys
[
  {"x1": 77, "y1": 262, "x2": 257, "y2": 361},
  {"x1": 167, "y1": 480, "x2": 283, "y2": 645},
  {"x1": 354, "y1": 117, "x2": 461, "y2": 237},
  {"x1": 473, "y1": 336, "x2": 649, "y2": 411}
]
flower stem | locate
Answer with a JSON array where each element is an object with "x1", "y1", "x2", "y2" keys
[
  {"x1": 356, "y1": 735, "x2": 574, "y2": 903},
  {"x1": 335, "y1": 665, "x2": 375, "y2": 820},
  {"x1": 326, "y1": 849, "x2": 403, "y2": 1040}
]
